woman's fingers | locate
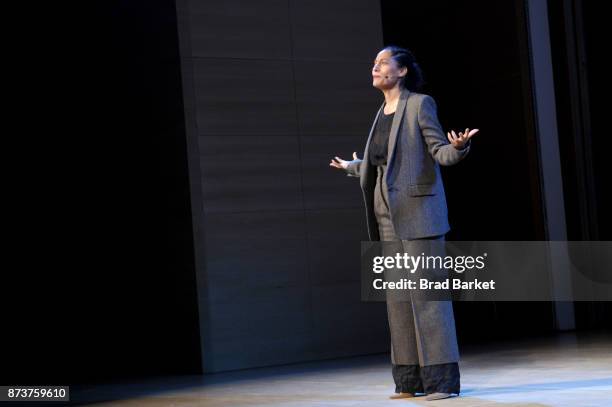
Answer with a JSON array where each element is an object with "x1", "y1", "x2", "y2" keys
[
  {"x1": 330, "y1": 156, "x2": 347, "y2": 169},
  {"x1": 456, "y1": 128, "x2": 469, "y2": 140},
  {"x1": 352, "y1": 151, "x2": 358, "y2": 160},
  {"x1": 330, "y1": 159, "x2": 343, "y2": 168},
  {"x1": 449, "y1": 128, "x2": 479, "y2": 147}
]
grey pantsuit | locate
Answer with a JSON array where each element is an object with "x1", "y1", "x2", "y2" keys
[{"x1": 345, "y1": 88, "x2": 468, "y2": 394}]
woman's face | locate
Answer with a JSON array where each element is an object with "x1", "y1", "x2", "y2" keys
[{"x1": 371, "y1": 50, "x2": 407, "y2": 90}]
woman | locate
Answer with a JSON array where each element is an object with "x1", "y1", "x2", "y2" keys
[{"x1": 330, "y1": 45, "x2": 479, "y2": 401}]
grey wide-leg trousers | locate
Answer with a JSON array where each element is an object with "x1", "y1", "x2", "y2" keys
[{"x1": 374, "y1": 164, "x2": 460, "y2": 395}]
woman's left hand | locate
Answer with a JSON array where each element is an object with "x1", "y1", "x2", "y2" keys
[{"x1": 447, "y1": 128, "x2": 479, "y2": 150}]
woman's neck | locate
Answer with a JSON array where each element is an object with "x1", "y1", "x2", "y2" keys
[{"x1": 382, "y1": 86, "x2": 401, "y2": 108}]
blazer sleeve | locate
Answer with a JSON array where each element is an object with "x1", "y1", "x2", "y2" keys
[
  {"x1": 345, "y1": 159, "x2": 362, "y2": 177},
  {"x1": 418, "y1": 95, "x2": 470, "y2": 166}
]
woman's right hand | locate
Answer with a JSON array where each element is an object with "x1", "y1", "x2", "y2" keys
[{"x1": 330, "y1": 152, "x2": 360, "y2": 170}]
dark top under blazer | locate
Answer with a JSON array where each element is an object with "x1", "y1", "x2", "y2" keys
[
  {"x1": 345, "y1": 88, "x2": 470, "y2": 241},
  {"x1": 368, "y1": 111, "x2": 395, "y2": 166}
]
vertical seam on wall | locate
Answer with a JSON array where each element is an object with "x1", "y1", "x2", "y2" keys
[{"x1": 286, "y1": 0, "x2": 315, "y2": 332}]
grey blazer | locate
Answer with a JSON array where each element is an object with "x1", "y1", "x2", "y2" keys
[{"x1": 345, "y1": 87, "x2": 470, "y2": 241}]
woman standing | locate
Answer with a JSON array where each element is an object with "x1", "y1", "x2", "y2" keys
[{"x1": 330, "y1": 45, "x2": 479, "y2": 401}]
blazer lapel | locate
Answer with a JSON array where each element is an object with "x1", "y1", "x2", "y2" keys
[{"x1": 386, "y1": 88, "x2": 409, "y2": 167}]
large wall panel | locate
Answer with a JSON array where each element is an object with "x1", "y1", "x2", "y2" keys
[{"x1": 177, "y1": 0, "x2": 387, "y2": 372}]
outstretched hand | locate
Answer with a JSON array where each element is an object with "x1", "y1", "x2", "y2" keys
[
  {"x1": 447, "y1": 128, "x2": 479, "y2": 150},
  {"x1": 330, "y1": 152, "x2": 360, "y2": 170}
]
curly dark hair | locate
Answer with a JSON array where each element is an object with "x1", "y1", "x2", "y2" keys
[{"x1": 380, "y1": 45, "x2": 426, "y2": 91}]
